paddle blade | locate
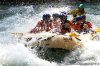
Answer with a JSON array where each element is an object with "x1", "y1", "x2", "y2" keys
[
  {"x1": 11, "y1": 32, "x2": 24, "y2": 38},
  {"x1": 69, "y1": 32, "x2": 79, "y2": 37},
  {"x1": 95, "y1": 28, "x2": 100, "y2": 32},
  {"x1": 11, "y1": 32, "x2": 23, "y2": 35}
]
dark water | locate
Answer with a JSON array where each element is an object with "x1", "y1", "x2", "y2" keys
[{"x1": 0, "y1": 3, "x2": 100, "y2": 66}]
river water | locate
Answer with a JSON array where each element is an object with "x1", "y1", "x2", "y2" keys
[{"x1": 0, "y1": 3, "x2": 100, "y2": 66}]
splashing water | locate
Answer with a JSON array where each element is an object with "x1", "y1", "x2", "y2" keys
[{"x1": 0, "y1": 3, "x2": 100, "y2": 66}]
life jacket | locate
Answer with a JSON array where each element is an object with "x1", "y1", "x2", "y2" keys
[
  {"x1": 68, "y1": 21, "x2": 75, "y2": 28},
  {"x1": 80, "y1": 21, "x2": 92, "y2": 29},
  {"x1": 69, "y1": 9, "x2": 85, "y2": 18},
  {"x1": 78, "y1": 9, "x2": 85, "y2": 15},
  {"x1": 30, "y1": 20, "x2": 52, "y2": 33},
  {"x1": 52, "y1": 19, "x2": 59, "y2": 28},
  {"x1": 45, "y1": 22, "x2": 52, "y2": 32},
  {"x1": 30, "y1": 20, "x2": 43, "y2": 33},
  {"x1": 86, "y1": 22, "x2": 92, "y2": 28},
  {"x1": 61, "y1": 20, "x2": 71, "y2": 34},
  {"x1": 52, "y1": 19, "x2": 61, "y2": 32},
  {"x1": 74, "y1": 23, "x2": 82, "y2": 31}
]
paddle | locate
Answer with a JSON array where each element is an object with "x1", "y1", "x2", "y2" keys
[
  {"x1": 95, "y1": 28, "x2": 100, "y2": 32},
  {"x1": 11, "y1": 28, "x2": 100, "y2": 38},
  {"x1": 11, "y1": 32, "x2": 25, "y2": 37},
  {"x1": 11, "y1": 32, "x2": 24, "y2": 35},
  {"x1": 69, "y1": 32, "x2": 79, "y2": 37},
  {"x1": 11, "y1": 32, "x2": 28, "y2": 39}
]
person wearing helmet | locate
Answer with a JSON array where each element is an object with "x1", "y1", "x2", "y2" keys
[
  {"x1": 59, "y1": 14, "x2": 74, "y2": 34},
  {"x1": 68, "y1": 4, "x2": 85, "y2": 16},
  {"x1": 78, "y1": 4, "x2": 85, "y2": 15},
  {"x1": 74, "y1": 16, "x2": 83, "y2": 33},
  {"x1": 42, "y1": 14, "x2": 51, "y2": 23},
  {"x1": 79, "y1": 4, "x2": 84, "y2": 9},
  {"x1": 30, "y1": 14, "x2": 52, "y2": 33},
  {"x1": 51, "y1": 13, "x2": 61, "y2": 33},
  {"x1": 68, "y1": 3, "x2": 85, "y2": 23},
  {"x1": 80, "y1": 15, "x2": 92, "y2": 33}
]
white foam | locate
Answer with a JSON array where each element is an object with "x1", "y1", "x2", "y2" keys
[
  {"x1": 1, "y1": 4, "x2": 100, "y2": 66},
  {"x1": 0, "y1": 44, "x2": 58, "y2": 66}
]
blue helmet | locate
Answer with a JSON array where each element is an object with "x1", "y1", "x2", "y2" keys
[
  {"x1": 76, "y1": 16, "x2": 82, "y2": 21},
  {"x1": 42, "y1": 14, "x2": 51, "y2": 20},
  {"x1": 52, "y1": 13, "x2": 59, "y2": 18},
  {"x1": 80, "y1": 15, "x2": 86, "y2": 19}
]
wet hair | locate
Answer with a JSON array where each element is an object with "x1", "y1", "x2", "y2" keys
[
  {"x1": 52, "y1": 13, "x2": 59, "y2": 18},
  {"x1": 42, "y1": 14, "x2": 51, "y2": 20},
  {"x1": 59, "y1": 14, "x2": 67, "y2": 21}
]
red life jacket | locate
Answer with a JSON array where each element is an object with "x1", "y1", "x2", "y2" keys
[
  {"x1": 61, "y1": 29, "x2": 67, "y2": 34},
  {"x1": 45, "y1": 22, "x2": 52, "y2": 32},
  {"x1": 74, "y1": 23, "x2": 82, "y2": 31},
  {"x1": 86, "y1": 22, "x2": 92, "y2": 28},
  {"x1": 30, "y1": 20, "x2": 52, "y2": 33},
  {"x1": 61, "y1": 20, "x2": 71, "y2": 34},
  {"x1": 69, "y1": 21, "x2": 75, "y2": 29}
]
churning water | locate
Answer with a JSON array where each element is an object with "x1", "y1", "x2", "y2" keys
[{"x1": 0, "y1": 3, "x2": 100, "y2": 66}]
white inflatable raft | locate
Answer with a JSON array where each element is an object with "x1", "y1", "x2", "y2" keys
[
  {"x1": 11, "y1": 28, "x2": 100, "y2": 50},
  {"x1": 21, "y1": 32, "x2": 83, "y2": 50}
]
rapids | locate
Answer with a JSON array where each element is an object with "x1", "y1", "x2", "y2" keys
[{"x1": 0, "y1": 3, "x2": 100, "y2": 66}]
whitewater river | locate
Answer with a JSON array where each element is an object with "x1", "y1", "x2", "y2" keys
[{"x1": 0, "y1": 3, "x2": 100, "y2": 66}]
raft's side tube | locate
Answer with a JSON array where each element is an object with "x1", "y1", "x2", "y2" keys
[{"x1": 27, "y1": 35, "x2": 82, "y2": 50}]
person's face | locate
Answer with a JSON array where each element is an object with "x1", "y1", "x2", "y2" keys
[
  {"x1": 53, "y1": 17, "x2": 59, "y2": 21},
  {"x1": 77, "y1": 20, "x2": 81, "y2": 24},
  {"x1": 44, "y1": 17, "x2": 51, "y2": 23},
  {"x1": 81, "y1": 18, "x2": 85, "y2": 23}
]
